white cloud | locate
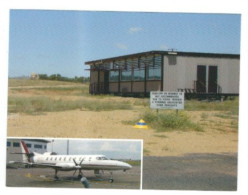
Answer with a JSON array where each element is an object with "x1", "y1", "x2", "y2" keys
[
  {"x1": 115, "y1": 43, "x2": 128, "y2": 50},
  {"x1": 160, "y1": 44, "x2": 169, "y2": 50},
  {"x1": 48, "y1": 139, "x2": 142, "y2": 159},
  {"x1": 100, "y1": 142, "x2": 115, "y2": 151},
  {"x1": 128, "y1": 27, "x2": 143, "y2": 34},
  {"x1": 128, "y1": 144, "x2": 138, "y2": 153}
]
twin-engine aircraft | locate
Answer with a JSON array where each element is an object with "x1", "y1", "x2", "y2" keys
[{"x1": 9, "y1": 141, "x2": 132, "y2": 182}]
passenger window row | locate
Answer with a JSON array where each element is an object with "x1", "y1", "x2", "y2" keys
[{"x1": 45, "y1": 156, "x2": 88, "y2": 162}]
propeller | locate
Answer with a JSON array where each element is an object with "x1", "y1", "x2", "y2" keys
[
  {"x1": 72, "y1": 158, "x2": 84, "y2": 176},
  {"x1": 73, "y1": 158, "x2": 84, "y2": 168}
]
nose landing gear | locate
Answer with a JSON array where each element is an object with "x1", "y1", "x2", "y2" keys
[{"x1": 109, "y1": 172, "x2": 114, "y2": 183}]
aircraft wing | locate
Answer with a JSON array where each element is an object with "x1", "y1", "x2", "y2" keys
[
  {"x1": 8, "y1": 161, "x2": 63, "y2": 169},
  {"x1": 27, "y1": 163, "x2": 63, "y2": 169}
]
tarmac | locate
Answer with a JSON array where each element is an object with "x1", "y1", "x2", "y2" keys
[
  {"x1": 6, "y1": 153, "x2": 237, "y2": 191},
  {"x1": 6, "y1": 165, "x2": 141, "y2": 189},
  {"x1": 143, "y1": 153, "x2": 237, "y2": 191}
]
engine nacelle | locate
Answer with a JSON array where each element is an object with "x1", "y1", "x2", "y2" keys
[{"x1": 56, "y1": 163, "x2": 76, "y2": 171}]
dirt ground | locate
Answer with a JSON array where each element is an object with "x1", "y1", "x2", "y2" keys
[
  {"x1": 7, "y1": 80, "x2": 238, "y2": 157},
  {"x1": 7, "y1": 109, "x2": 238, "y2": 156}
]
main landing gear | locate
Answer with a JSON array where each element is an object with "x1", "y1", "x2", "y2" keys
[
  {"x1": 77, "y1": 170, "x2": 83, "y2": 179},
  {"x1": 54, "y1": 169, "x2": 59, "y2": 180},
  {"x1": 94, "y1": 170, "x2": 114, "y2": 183},
  {"x1": 73, "y1": 169, "x2": 84, "y2": 179}
]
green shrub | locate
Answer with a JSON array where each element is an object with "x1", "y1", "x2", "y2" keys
[{"x1": 141, "y1": 111, "x2": 203, "y2": 132}]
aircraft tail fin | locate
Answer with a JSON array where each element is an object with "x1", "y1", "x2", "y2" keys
[{"x1": 20, "y1": 140, "x2": 34, "y2": 163}]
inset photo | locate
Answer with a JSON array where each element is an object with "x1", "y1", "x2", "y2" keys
[{"x1": 6, "y1": 138, "x2": 142, "y2": 189}]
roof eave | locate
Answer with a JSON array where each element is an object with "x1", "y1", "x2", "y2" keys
[{"x1": 85, "y1": 50, "x2": 240, "y2": 65}]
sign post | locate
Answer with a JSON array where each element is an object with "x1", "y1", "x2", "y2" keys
[{"x1": 150, "y1": 91, "x2": 184, "y2": 112}]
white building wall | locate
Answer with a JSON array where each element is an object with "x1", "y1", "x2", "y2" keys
[
  {"x1": 6, "y1": 139, "x2": 48, "y2": 165},
  {"x1": 163, "y1": 55, "x2": 240, "y2": 93}
]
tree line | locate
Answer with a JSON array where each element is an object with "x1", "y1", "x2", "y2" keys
[{"x1": 38, "y1": 74, "x2": 90, "y2": 83}]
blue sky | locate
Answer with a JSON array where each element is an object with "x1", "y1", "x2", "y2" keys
[
  {"x1": 47, "y1": 139, "x2": 142, "y2": 160},
  {"x1": 8, "y1": 10, "x2": 241, "y2": 78}
]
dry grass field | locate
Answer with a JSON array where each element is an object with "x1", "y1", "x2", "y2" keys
[{"x1": 7, "y1": 79, "x2": 239, "y2": 156}]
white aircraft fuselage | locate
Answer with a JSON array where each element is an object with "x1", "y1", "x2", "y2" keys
[
  {"x1": 31, "y1": 153, "x2": 132, "y2": 171},
  {"x1": 10, "y1": 140, "x2": 132, "y2": 182}
]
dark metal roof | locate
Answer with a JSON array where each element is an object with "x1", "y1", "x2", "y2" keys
[
  {"x1": 85, "y1": 50, "x2": 240, "y2": 65},
  {"x1": 22, "y1": 139, "x2": 51, "y2": 143}
]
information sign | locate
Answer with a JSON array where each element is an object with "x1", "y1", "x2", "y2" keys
[{"x1": 150, "y1": 91, "x2": 184, "y2": 110}]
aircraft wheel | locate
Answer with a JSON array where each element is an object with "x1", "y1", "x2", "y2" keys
[{"x1": 109, "y1": 179, "x2": 114, "y2": 183}]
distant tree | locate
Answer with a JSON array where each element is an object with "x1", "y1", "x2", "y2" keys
[
  {"x1": 56, "y1": 74, "x2": 61, "y2": 80},
  {"x1": 38, "y1": 74, "x2": 48, "y2": 80},
  {"x1": 49, "y1": 74, "x2": 56, "y2": 80},
  {"x1": 38, "y1": 73, "x2": 89, "y2": 83}
]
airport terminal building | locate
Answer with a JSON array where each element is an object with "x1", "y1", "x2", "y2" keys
[
  {"x1": 85, "y1": 51, "x2": 240, "y2": 98},
  {"x1": 6, "y1": 139, "x2": 50, "y2": 166}
]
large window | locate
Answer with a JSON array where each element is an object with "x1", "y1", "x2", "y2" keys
[
  {"x1": 148, "y1": 54, "x2": 162, "y2": 80},
  {"x1": 114, "y1": 59, "x2": 125, "y2": 69},
  {"x1": 133, "y1": 69, "x2": 145, "y2": 81},
  {"x1": 148, "y1": 68, "x2": 161, "y2": 80},
  {"x1": 108, "y1": 54, "x2": 162, "y2": 82},
  {"x1": 34, "y1": 144, "x2": 42, "y2": 149},
  {"x1": 109, "y1": 71, "x2": 119, "y2": 82},
  {"x1": 26, "y1": 143, "x2": 32, "y2": 148},
  {"x1": 121, "y1": 70, "x2": 132, "y2": 81},
  {"x1": 133, "y1": 57, "x2": 145, "y2": 81}
]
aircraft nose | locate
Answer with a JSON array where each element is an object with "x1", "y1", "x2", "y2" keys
[
  {"x1": 115, "y1": 161, "x2": 132, "y2": 170},
  {"x1": 123, "y1": 162, "x2": 132, "y2": 170}
]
